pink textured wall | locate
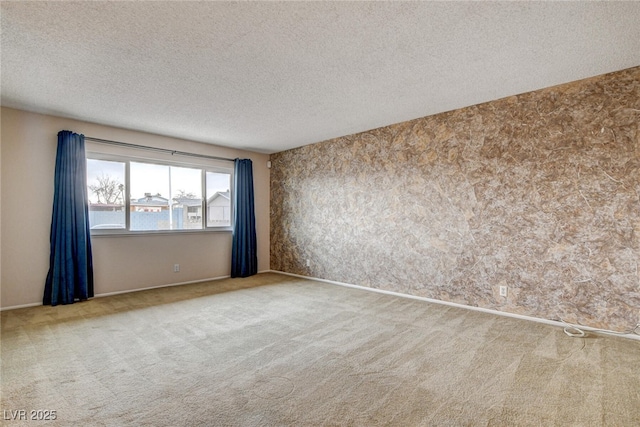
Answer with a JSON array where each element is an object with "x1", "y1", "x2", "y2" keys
[{"x1": 270, "y1": 67, "x2": 640, "y2": 331}]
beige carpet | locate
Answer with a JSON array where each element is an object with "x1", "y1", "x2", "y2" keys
[{"x1": 1, "y1": 273, "x2": 639, "y2": 426}]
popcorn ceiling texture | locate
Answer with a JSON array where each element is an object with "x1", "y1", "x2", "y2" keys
[{"x1": 270, "y1": 67, "x2": 640, "y2": 331}]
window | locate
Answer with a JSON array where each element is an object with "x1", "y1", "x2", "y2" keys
[
  {"x1": 87, "y1": 159, "x2": 126, "y2": 229},
  {"x1": 86, "y1": 154, "x2": 233, "y2": 233},
  {"x1": 206, "y1": 171, "x2": 231, "y2": 227}
]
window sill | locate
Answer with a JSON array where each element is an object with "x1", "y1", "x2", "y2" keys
[{"x1": 90, "y1": 228, "x2": 233, "y2": 237}]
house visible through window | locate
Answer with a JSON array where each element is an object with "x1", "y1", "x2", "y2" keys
[
  {"x1": 206, "y1": 171, "x2": 231, "y2": 227},
  {"x1": 86, "y1": 155, "x2": 233, "y2": 233}
]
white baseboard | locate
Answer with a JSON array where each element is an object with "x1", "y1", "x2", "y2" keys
[
  {"x1": 0, "y1": 275, "x2": 233, "y2": 311},
  {"x1": 268, "y1": 270, "x2": 640, "y2": 341},
  {"x1": 95, "y1": 275, "x2": 231, "y2": 298},
  {"x1": 98, "y1": 271, "x2": 274, "y2": 298},
  {"x1": 0, "y1": 302, "x2": 42, "y2": 311},
  {"x1": 5, "y1": 270, "x2": 638, "y2": 341}
]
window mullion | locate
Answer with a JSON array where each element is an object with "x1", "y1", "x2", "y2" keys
[
  {"x1": 201, "y1": 169, "x2": 206, "y2": 229},
  {"x1": 125, "y1": 161, "x2": 131, "y2": 231}
]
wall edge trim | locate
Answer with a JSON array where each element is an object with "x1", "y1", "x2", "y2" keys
[
  {"x1": 268, "y1": 270, "x2": 640, "y2": 341},
  {"x1": 1, "y1": 275, "x2": 232, "y2": 311},
  {"x1": 1, "y1": 271, "x2": 274, "y2": 310},
  {"x1": 93, "y1": 275, "x2": 232, "y2": 298},
  {"x1": 0, "y1": 302, "x2": 42, "y2": 311}
]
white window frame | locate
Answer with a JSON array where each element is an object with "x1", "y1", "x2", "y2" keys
[{"x1": 87, "y1": 151, "x2": 234, "y2": 235}]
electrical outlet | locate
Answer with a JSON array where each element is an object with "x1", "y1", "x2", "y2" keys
[
  {"x1": 306, "y1": 259, "x2": 310, "y2": 267},
  {"x1": 499, "y1": 286, "x2": 508, "y2": 297},
  {"x1": 174, "y1": 264, "x2": 180, "y2": 273}
]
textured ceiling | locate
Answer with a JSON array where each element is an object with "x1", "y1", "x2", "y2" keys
[{"x1": 2, "y1": 2, "x2": 640, "y2": 154}]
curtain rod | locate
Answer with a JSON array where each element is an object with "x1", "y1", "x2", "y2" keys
[{"x1": 84, "y1": 136, "x2": 236, "y2": 163}]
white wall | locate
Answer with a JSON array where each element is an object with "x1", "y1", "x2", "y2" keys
[{"x1": 0, "y1": 107, "x2": 270, "y2": 308}]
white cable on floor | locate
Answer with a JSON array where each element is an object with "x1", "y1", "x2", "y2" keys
[
  {"x1": 562, "y1": 324, "x2": 586, "y2": 338},
  {"x1": 560, "y1": 318, "x2": 640, "y2": 338}
]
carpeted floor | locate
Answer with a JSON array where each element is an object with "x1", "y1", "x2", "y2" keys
[{"x1": 1, "y1": 273, "x2": 639, "y2": 426}]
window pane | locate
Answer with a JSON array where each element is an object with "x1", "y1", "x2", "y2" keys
[
  {"x1": 130, "y1": 162, "x2": 171, "y2": 231},
  {"x1": 130, "y1": 162, "x2": 204, "y2": 231},
  {"x1": 206, "y1": 171, "x2": 231, "y2": 227},
  {"x1": 87, "y1": 159, "x2": 126, "y2": 230},
  {"x1": 170, "y1": 166, "x2": 202, "y2": 230}
]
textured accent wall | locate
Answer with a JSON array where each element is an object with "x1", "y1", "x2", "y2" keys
[{"x1": 270, "y1": 67, "x2": 640, "y2": 331}]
